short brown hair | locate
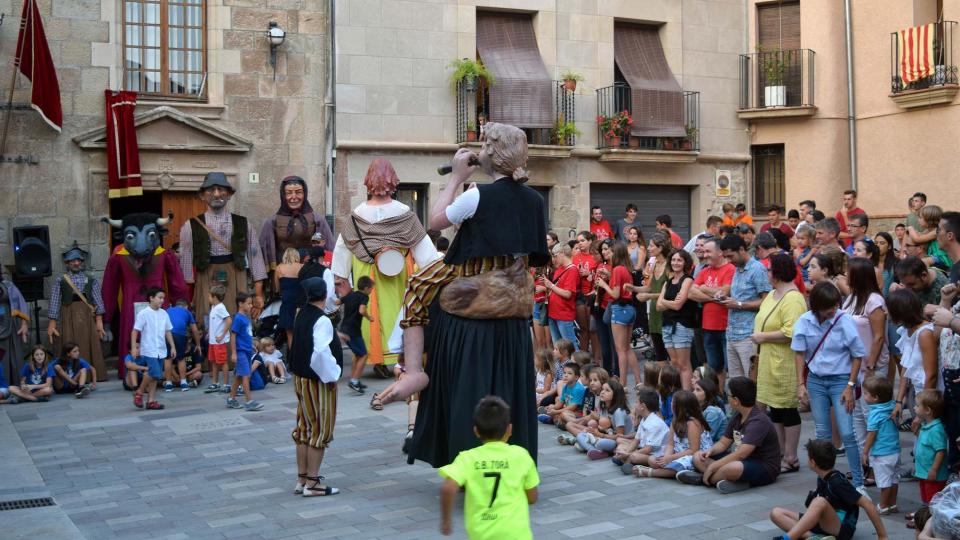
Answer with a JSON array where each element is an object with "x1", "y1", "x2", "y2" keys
[
  {"x1": 862, "y1": 375, "x2": 893, "y2": 402},
  {"x1": 917, "y1": 389, "x2": 944, "y2": 419},
  {"x1": 209, "y1": 284, "x2": 226, "y2": 301},
  {"x1": 571, "y1": 351, "x2": 591, "y2": 366}
]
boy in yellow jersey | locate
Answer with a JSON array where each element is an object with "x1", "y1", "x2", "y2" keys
[{"x1": 439, "y1": 396, "x2": 540, "y2": 539}]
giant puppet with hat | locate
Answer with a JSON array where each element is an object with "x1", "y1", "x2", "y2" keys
[
  {"x1": 47, "y1": 242, "x2": 107, "y2": 381},
  {"x1": 101, "y1": 213, "x2": 189, "y2": 378},
  {"x1": 178, "y1": 172, "x2": 268, "y2": 321}
]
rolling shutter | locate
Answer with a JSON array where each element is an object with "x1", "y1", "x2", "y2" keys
[{"x1": 614, "y1": 23, "x2": 685, "y2": 138}]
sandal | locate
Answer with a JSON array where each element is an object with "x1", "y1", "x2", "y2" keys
[
  {"x1": 369, "y1": 393, "x2": 383, "y2": 411},
  {"x1": 302, "y1": 475, "x2": 339, "y2": 497},
  {"x1": 780, "y1": 461, "x2": 800, "y2": 474},
  {"x1": 294, "y1": 473, "x2": 307, "y2": 494},
  {"x1": 632, "y1": 465, "x2": 654, "y2": 478},
  {"x1": 899, "y1": 417, "x2": 914, "y2": 432}
]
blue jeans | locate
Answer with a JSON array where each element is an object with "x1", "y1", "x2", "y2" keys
[
  {"x1": 549, "y1": 318, "x2": 580, "y2": 350},
  {"x1": 807, "y1": 373, "x2": 863, "y2": 487},
  {"x1": 702, "y1": 330, "x2": 727, "y2": 373},
  {"x1": 576, "y1": 432, "x2": 617, "y2": 453},
  {"x1": 593, "y1": 312, "x2": 615, "y2": 377}
]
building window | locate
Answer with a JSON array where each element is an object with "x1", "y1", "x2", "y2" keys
[
  {"x1": 394, "y1": 184, "x2": 427, "y2": 226},
  {"x1": 123, "y1": 0, "x2": 206, "y2": 97},
  {"x1": 751, "y1": 144, "x2": 785, "y2": 215}
]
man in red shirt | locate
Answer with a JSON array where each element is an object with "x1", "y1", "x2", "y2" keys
[
  {"x1": 760, "y1": 205, "x2": 794, "y2": 239},
  {"x1": 835, "y1": 190, "x2": 866, "y2": 248},
  {"x1": 689, "y1": 238, "x2": 735, "y2": 390},
  {"x1": 589, "y1": 206, "x2": 614, "y2": 241},
  {"x1": 656, "y1": 214, "x2": 684, "y2": 249},
  {"x1": 545, "y1": 244, "x2": 580, "y2": 350}
]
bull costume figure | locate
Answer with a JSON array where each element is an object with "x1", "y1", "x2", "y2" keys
[
  {"x1": 0, "y1": 266, "x2": 30, "y2": 385},
  {"x1": 382, "y1": 123, "x2": 549, "y2": 468},
  {"x1": 102, "y1": 212, "x2": 188, "y2": 378},
  {"x1": 47, "y1": 242, "x2": 107, "y2": 381},
  {"x1": 258, "y1": 175, "x2": 335, "y2": 276}
]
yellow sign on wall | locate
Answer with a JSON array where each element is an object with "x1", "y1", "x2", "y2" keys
[{"x1": 715, "y1": 170, "x2": 731, "y2": 197}]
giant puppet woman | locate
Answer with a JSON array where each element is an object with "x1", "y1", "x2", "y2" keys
[
  {"x1": 331, "y1": 158, "x2": 439, "y2": 370},
  {"x1": 381, "y1": 123, "x2": 549, "y2": 467}
]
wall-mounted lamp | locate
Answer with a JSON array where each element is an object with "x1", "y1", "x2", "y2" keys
[{"x1": 267, "y1": 21, "x2": 286, "y2": 80}]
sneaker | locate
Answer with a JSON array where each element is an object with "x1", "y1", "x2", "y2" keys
[
  {"x1": 189, "y1": 380, "x2": 198, "y2": 388},
  {"x1": 133, "y1": 393, "x2": 144, "y2": 409},
  {"x1": 347, "y1": 380, "x2": 364, "y2": 394},
  {"x1": 204, "y1": 384, "x2": 221, "y2": 394},
  {"x1": 164, "y1": 381, "x2": 173, "y2": 392},
  {"x1": 75, "y1": 386, "x2": 90, "y2": 398},
  {"x1": 621, "y1": 461, "x2": 635, "y2": 475},
  {"x1": 358, "y1": 381, "x2": 368, "y2": 389},
  {"x1": 611, "y1": 457, "x2": 624, "y2": 467},
  {"x1": 36, "y1": 396, "x2": 50, "y2": 402},
  {"x1": 877, "y1": 504, "x2": 898, "y2": 515},
  {"x1": 834, "y1": 446, "x2": 846, "y2": 457},
  {"x1": 146, "y1": 401, "x2": 165, "y2": 410},
  {"x1": 557, "y1": 433, "x2": 576, "y2": 445},
  {"x1": 226, "y1": 397, "x2": 242, "y2": 409},
  {"x1": 243, "y1": 400, "x2": 264, "y2": 411},
  {"x1": 180, "y1": 382, "x2": 189, "y2": 392},
  {"x1": 587, "y1": 449, "x2": 610, "y2": 461},
  {"x1": 676, "y1": 470, "x2": 704, "y2": 486},
  {"x1": 7, "y1": 395, "x2": 20, "y2": 404},
  {"x1": 716, "y1": 480, "x2": 750, "y2": 494},
  {"x1": 537, "y1": 414, "x2": 552, "y2": 424}
]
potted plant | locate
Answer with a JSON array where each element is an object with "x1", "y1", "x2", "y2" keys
[
  {"x1": 681, "y1": 125, "x2": 698, "y2": 150},
  {"x1": 465, "y1": 121, "x2": 477, "y2": 142},
  {"x1": 760, "y1": 47, "x2": 790, "y2": 107},
  {"x1": 662, "y1": 138, "x2": 676, "y2": 150},
  {"x1": 448, "y1": 58, "x2": 494, "y2": 92},
  {"x1": 561, "y1": 70, "x2": 584, "y2": 92},
  {"x1": 553, "y1": 120, "x2": 581, "y2": 145},
  {"x1": 596, "y1": 110, "x2": 632, "y2": 147}
]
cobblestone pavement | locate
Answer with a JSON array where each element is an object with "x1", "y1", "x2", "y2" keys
[{"x1": 1, "y1": 361, "x2": 920, "y2": 540}]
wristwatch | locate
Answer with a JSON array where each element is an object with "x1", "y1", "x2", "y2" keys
[
  {"x1": 737, "y1": 301, "x2": 743, "y2": 309},
  {"x1": 846, "y1": 380, "x2": 855, "y2": 388}
]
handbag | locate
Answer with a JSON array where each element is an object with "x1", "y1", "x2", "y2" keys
[{"x1": 439, "y1": 259, "x2": 534, "y2": 319}]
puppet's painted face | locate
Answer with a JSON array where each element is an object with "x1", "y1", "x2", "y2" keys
[
  {"x1": 201, "y1": 186, "x2": 232, "y2": 210},
  {"x1": 283, "y1": 183, "x2": 305, "y2": 211},
  {"x1": 124, "y1": 223, "x2": 161, "y2": 262}
]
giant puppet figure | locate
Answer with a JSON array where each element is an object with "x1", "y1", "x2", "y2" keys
[
  {"x1": 258, "y1": 175, "x2": 335, "y2": 274},
  {"x1": 0, "y1": 266, "x2": 29, "y2": 386},
  {"x1": 332, "y1": 158, "x2": 439, "y2": 370},
  {"x1": 102, "y1": 213, "x2": 189, "y2": 377},
  {"x1": 179, "y1": 172, "x2": 268, "y2": 319},
  {"x1": 382, "y1": 123, "x2": 549, "y2": 468},
  {"x1": 48, "y1": 242, "x2": 107, "y2": 381}
]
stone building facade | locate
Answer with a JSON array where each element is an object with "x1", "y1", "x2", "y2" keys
[
  {"x1": 1, "y1": 0, "x2": 331, "y2": 328},
  {"x1": 333, "y1": 0, "x2": 751, "y2": 242}
]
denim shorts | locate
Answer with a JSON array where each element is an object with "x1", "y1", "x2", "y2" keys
[
  {"x1": 533, "y1": 301, "x2": 544, "y2": 323},
  {"x1": 345, "y1": 334, "x2": 367, "y2": 357},
  {"x1": 609, "y1": 303, "x2": 636, "y2": 326},
  {"x1": 662, "y1": 322, "x2": 694, "y2": 349},
  {"x1": 143, "y1": 356, "x2": 164, "y2": 379},
  {"x1": 235, "y1": 351, "x2": 252, "y2": 377}
]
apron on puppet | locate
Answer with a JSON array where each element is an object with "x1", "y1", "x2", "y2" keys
[{"x1": 49, "y1": 243, "x2": 106, "y2": 381}]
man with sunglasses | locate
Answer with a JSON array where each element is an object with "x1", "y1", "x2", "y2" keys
[{"x1": 844, "y1": 214, "x2": 869, "y2": 256}]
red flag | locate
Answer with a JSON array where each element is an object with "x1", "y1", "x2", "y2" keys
[
  {"x1": 105, "y1": 90, "x2": 142, "y2": 198},
  {"x1": 15, "y1": 0, "x2": 63, "y2": 132}
]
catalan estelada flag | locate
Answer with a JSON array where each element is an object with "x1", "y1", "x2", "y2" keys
[
  {"x1": 898, "y1": 23, "x2": 936, "y2": 85},
  {"x1": 14, "y1": 0, "x2": 62, "y2": 132}
]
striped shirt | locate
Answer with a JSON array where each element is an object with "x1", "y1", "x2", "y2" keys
[
  {"x1": 178, "y1": 210, "x2": 268, "y2": 282},
  {"x1": 48, "y1": 272, "x2": 105, "y2": 320}
]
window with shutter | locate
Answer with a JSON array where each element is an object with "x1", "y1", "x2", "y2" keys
[
  {"x1": 757, "y1": 1, "x2": 801, "y2": 50},
  {"x1": 123, "y1": 0, "x2": 206, "y2": 98}
]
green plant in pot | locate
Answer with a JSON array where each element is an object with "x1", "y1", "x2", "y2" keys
[
  {"x1": 561, "y1": 70, "x2": 584, "y2": 92},
  {"x1": 553, "y1": 120, "x2": 581, "y2": 145},
  {"x1": 449, "y1": 58, "x2": 494, "y2": 92},
  {"x1": 760, "y1": 47, "x2": 791, "y2": 107},
  {"x1": 465, "y1": 121, "x2": 477, "y2": 142},
  {"x1": 682, "y1": 125, "x2": 699, "y2": 150}
]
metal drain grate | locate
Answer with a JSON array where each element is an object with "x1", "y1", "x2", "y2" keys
[{"x1": 0, "y1": 498, "x2": 56, "y2": 511}]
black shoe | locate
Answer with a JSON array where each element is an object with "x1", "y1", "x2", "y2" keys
[
  {"x1": 835, "y1": 446, "x2": 846, "y2": 457},
  {"x1": 347, "y1": 380, "x2": 364, "y2": 394}
]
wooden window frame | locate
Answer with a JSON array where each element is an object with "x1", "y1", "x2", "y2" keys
[
  {"x1": 122, "y1": 0, "x2": 207, "y2": 100},
  {"x1": 751, "y1": 144, "x2": 786, "y2": 216}
]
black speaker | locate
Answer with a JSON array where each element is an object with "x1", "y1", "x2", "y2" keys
[{"x1": 13, "y1": 225, "x2": 52, "y2": 278}]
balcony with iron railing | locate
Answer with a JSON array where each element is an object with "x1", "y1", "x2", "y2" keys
[
  {"x1": 890, "y1": 21, "x2": 958, "y2": 108},
  {"x1": 738, "y1": 48, "x2": 816, "y2": 119},
  {"x1": 455, "y1": 78, "x2": 576, "y2": 158},
  {"x1": 595, "y1": 83, "x2": 700, "y2": 163}
]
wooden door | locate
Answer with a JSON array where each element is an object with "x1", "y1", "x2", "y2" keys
[{"x1": 161, "y1": 191, "x2": 208, "y2": 249}]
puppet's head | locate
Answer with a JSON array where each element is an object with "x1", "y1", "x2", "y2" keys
[
  {"x1": 363, "y1": 158, "x2": 399, "y2": 197},
  {"x1": 480, "y1": 123, "x2": 529, "y2": 183},
  {"x1": 103, "y1": 213, "x2": 172, "y2": 273}
]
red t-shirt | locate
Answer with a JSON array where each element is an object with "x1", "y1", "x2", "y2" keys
[
  {"x1": 694, "y1": 263, "x2": 735, "y2": 331},
  {"x1": 669, "y1": 230, "x2": 683, "y2": 249},
  {"x1": 608, "y1": 265, "x2": 633, "y2": 304},
  {"x1": 760, "y1": 221, "x2": 795, "y2": 239},
  {"x1": 547, "y1": 264, "x2": 578, "y2": 321},
  {"x1": 533, "y1": 270, "x2": 547, "y2": 303},
  {"x1": 590, "y1": 220, "x2": 614, "y2": 241},
  {"x1": 835, "y1": 207, "x2": 866, "y2": 247},
  {"x1": 572, "y1": 252, "x2": 598, "y2": 295},
  {"x1": 760, "y1": 255, "x2": 807, "y2": 294}
]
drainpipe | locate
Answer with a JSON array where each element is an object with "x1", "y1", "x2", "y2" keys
[
  {"x1": 843, "y1": 0, "x2": 858, "y2": 191},
  {"x1": 325, "y1": 0, "x2": 337, "y2": 226}
]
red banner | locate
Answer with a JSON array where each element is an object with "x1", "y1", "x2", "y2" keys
[
  {"x1": 105, "y1": 90, "x2": 142, "y2": 198},
  {"x1": 15, "y1": 0, "x2": 62, "y2": 132}
]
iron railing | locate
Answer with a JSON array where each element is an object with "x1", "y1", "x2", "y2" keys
[
  {"x1": 455, "y1": 79, "x2": 576, "y2": 145},
  {"x1": 739, "y1": 49, "x2": 815, "y2": 109},
  {"x1": 595, "y1": 83, "x2": 700, "y2": 151},
  {"x1": 890, "y1": 21, "x2": 957, "y2": 93}
]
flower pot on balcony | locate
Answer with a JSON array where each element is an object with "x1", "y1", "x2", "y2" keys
[
  {"x1": 628, "y1": 136, "x2": 640, "y2": 149},
  {"x1": 764, "y1": 85, "x2": 786, "y2": 107},
  {"x1": 662, "y1": 139, "x2": 676, "y2": 150},
  {"x1": 680, "y1": 138, "x2": 693, "y2": 151},
  {"x1": 606, "y1": 136, "x2": 621, "y2": 148},
  {"x1": 563, "y1": 79, "x2": 577, "y2": 92},
  {"x1": 466, "y1": 130, "x2": 477, "y2": 142}
]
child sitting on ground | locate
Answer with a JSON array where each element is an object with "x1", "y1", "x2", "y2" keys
[
  {"x1": 52, "y1": 342, "x2": 96, "y2": 398},
  {"x1": 657, "y1": 363, "x2": 682, "y2": 427},
  {"x1": 860, "y1": 375, "x2": 900, "y2": 515},
  {"x1": 613, "y1": 387, "x2": 670, "y2": 473},
  {"x1": 693, "y1": 377, "x2": 728, "y2": 444},
  {"x1": 576, "y1": 379, "x2": 634, "y2": 460},
  {"x1": 560, "y1": 366, "x2": 609, "y2": 444},
  {"x1": 770, "y1": 439, "x2": 888, "y2": 540},
  {"x1": 17, "y1": 345, "x2": 54, "y2": 402},
  {"x1": 634, "y1": 390, "x2": 712, "y2": 478},
  {"x1": 538, "y1": 339, "x2": 574, "y2": 408},
  {"x1": 123, "y1": 349, "x2": 147, "y2": 391},
  {"x1": 439, "y1": 396, "x2": 539, "y2": 539},
  {"x1": 338, "y1": 276, "x2": 375, "y2": 394},
  {"x1": 915, "y1": 389, "x2": 950, "y2": 505},
  {"x1": 693, "y1": 365, "x2": 726, "y2": 407},
  {"x1": 558, "y1": 363, "x2": 599, "y2": 429},
  {"x1": 534, "y1": 348, "x2": 554, "y2": 403},
  {"x1": 538, "y1": 361, "x2": 584, "y2": 426},
  {"x1": 258, "y1": 337, "x2": 287, "y2": 384}
]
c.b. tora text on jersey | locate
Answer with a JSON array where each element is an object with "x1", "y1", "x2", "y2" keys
[{"x1": 473, "y1": 460, "x2": 510, "y2": 470}]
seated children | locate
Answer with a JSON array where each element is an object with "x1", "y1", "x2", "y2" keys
[
  {"x1": 17, "y1": 345, "x2": 54, "y2": 402},
  {"x1": 576, "y1": 379, "x2": 634, "y2": 460},
  {"x1": 205, "y1": 285, "x2": 232, "y2": 394},
  {"x1": 614, "y1": 387, "x2": 670, "y2": 473},
  {"x1": 131, "y1": 287, "x2": 176, "y2": 410},
  {"x1": 769, "y1": 439, "x2": 888, "y2": 540},
  {"x1": 52, "y1": 342, "x2": 96, "y2": 398},
  {"x1": 634, "y1": 390, "x2": 712, "y2": 478},
  {"x1": 182, "y1": 347, "x2": 204, "y2": 387},
  {"x1": 339, "y1": 276, "x2": 374, "y2": 394},
  {"x1": 258, "y1": 337, "x2": 287, "y2": 384},
  {"x1": 693, "y1": 377, "x2": 728, "y2": 443},
  {"x1": 534, "y1": 348, "x2": 554, "y2": 404},
  {"x1": 915, "y1": 389, "x2": 950, "y2": 505},
  {"x1": 538, "y1": 339, "x2": 574, "y2": 408},
  {"x1": 226, "y1": 293, "x2": 263, "y2": 411},
  {"x1": 657, "y1": 363, "x2": 681, "y2": 427},
  {"x1": 123, "y1": 350, "x2": 147, "y2": 391},
  {"x1": 439, "y1": 396, "x2": 539, "y2": 539},
  {"x1": 560, "y1": 366, "x2": 608, "y2": 443},
  {"x1": 164, "y1": 299, "x2": 201, "y2": 392},
  {"x1": 860, "y1": 375, "x2": 900, "y2": 514},
  {"x1": 0, "y1": 361, "x2": 32, "y2": 404},
  {"x1": 538, "y1": 361, "x2": 585, "y2": 426}
]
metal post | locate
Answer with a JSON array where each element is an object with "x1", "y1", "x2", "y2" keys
[{"x1": 843, "y1": 0, "x2": 858, "y2": 191}]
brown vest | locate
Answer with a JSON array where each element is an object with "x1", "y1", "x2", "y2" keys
[{"x1": 275, "y1": 213, "x2": 316, "y2": 258}]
